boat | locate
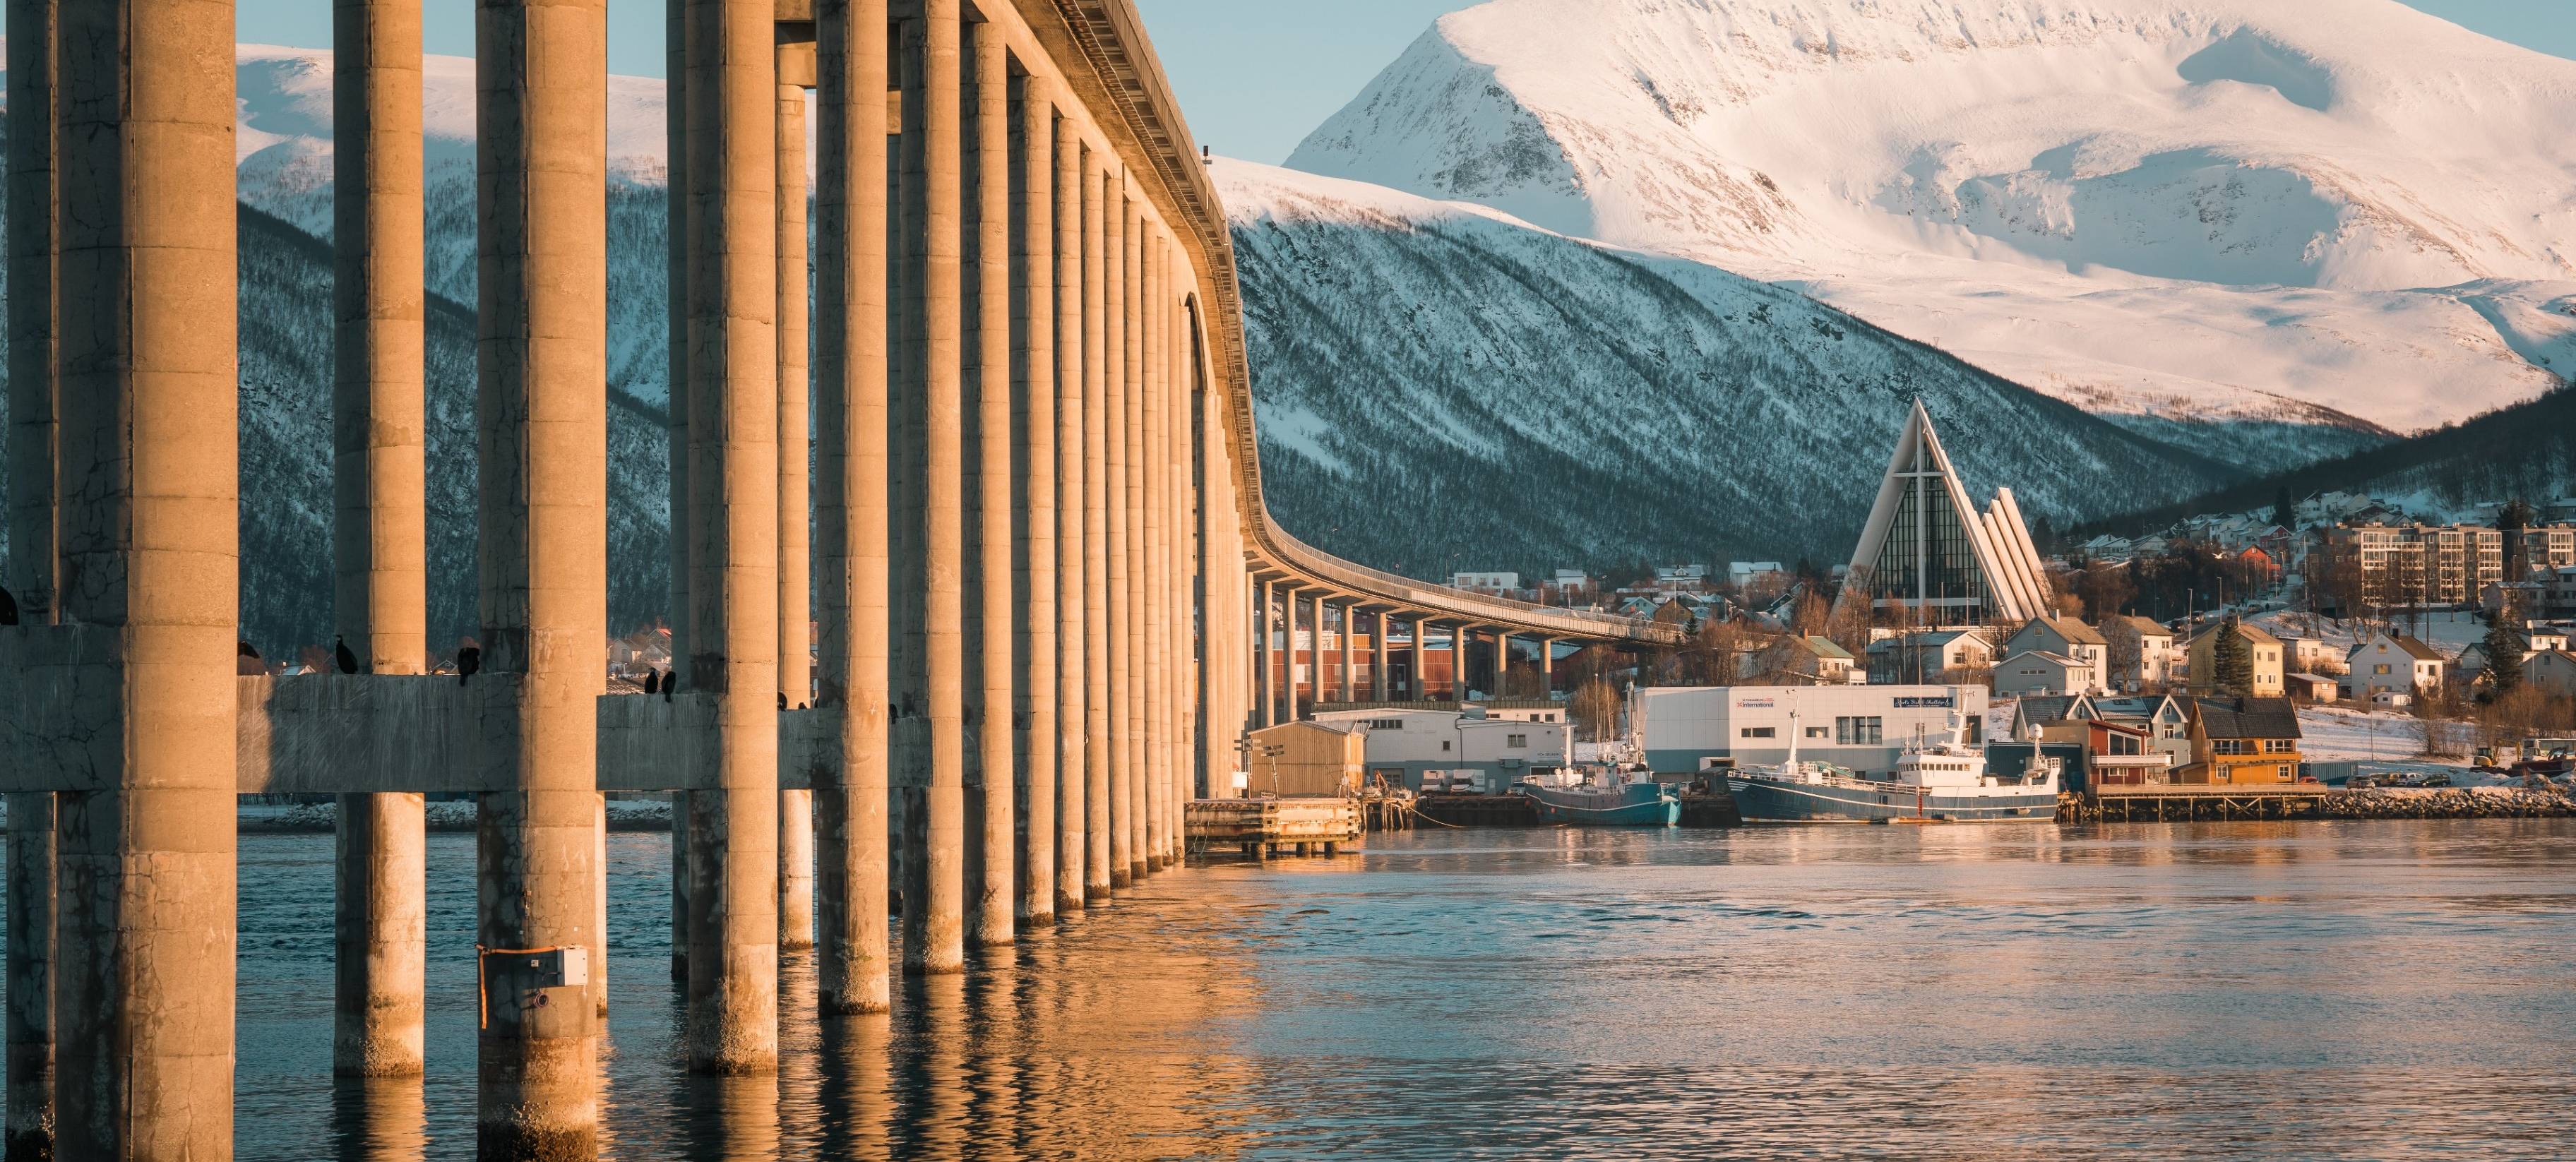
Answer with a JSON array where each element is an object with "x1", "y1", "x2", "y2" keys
[
  {"x1": 1513, "y1": 777, "x2": 1680, "y2": 827},
  {"x1": 1724, "y1": 709, "x2": 2059, "y2": 823}
]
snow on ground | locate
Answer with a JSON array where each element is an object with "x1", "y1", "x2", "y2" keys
[{"x1": 2298, "y1": 705, "x2": 2453, "y2": 764}]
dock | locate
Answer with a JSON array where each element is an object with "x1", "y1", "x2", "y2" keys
[
  {"x1": 1185, "y1": 798, "x2": 1364, "y2": 858},
  {"x1": 2076, "y1": 784, "x2": 2332, "y2": 822}
]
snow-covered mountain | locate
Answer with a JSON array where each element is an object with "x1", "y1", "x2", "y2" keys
[
  {"x1": 1222, "y1": 159, "x2": 2236, "y2": 575},
  {"x1": 1287, "y1": 0, "x2": 2576, "y2": 443}
]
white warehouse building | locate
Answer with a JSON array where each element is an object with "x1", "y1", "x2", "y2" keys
[
  {"x1": 1632, "y1": 684, "x2": 1989, "y2": 778},
  {"x1": 1311, "y1": 707, "x2": 1572, "y2": 793}
]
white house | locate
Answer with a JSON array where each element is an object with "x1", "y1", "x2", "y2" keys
[
  {"x1": 2104, "y1": 615, "x2": 2178, "y2": 692},
  {"x1": 1450, "y1": 571, "x2": 1520, "y2": 594},
  {"x1": 2003, "y1": 616, "x2": 2109, "y2": 693},
  {"x1": 2343, "y1": 632, "x2": 2447, "y2": 700},
  {"x1": 1728, "y1": 561, "x2": 1785, "y2": 589},
  {"x1": 2526, "y1": 649, "x2": 2576, "y2": 697},
  {"x1": 1992, "y1": 650, "x2": 2100, "y2": 697}
]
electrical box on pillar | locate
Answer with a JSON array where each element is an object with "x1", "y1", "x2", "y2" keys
[{"x1": 479, "y1": 946, "x2": 593, "y2": 1035}]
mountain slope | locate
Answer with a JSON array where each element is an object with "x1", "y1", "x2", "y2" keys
[
  {"x1": 1223, "y1": 160, "x2": 2239, "y2": 576},
  {"x1": 1288, "y1": 0, "x2": 2576, "y2": 446}
]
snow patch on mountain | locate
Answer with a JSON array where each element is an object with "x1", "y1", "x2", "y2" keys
[{"x1": 1288, "y1": 0, "x2": 2576, "y2": 438}]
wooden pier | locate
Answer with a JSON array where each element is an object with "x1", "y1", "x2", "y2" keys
[
  {"x1": 1185, "y1": 798, "x2": 1364, "y2": 858},
  {"x1": 2076, "y1": 784, "x2": 2332, "y2": 823}
]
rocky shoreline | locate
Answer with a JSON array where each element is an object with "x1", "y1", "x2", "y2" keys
[{"x1": 2316, "y1": 786, "x2": 2576, "y2": 820}]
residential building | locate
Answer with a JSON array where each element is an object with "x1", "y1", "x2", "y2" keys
[
  {"x1": 1450, "y1": 571, "x2": 1520, "y2": 595},
  {"x1": 2314, "y1": 523, "x2": 2568, "y2": 611},
  {"x1": 1993, "y1": 651, "x2": 2099, "y2": 697},
  {"x1": 2277, "y1": 635, "x2": 2344, "y2": 675},
  {"x1": 1836, "y1": 400, "x2": 2056, "y2": 625},
  {"x1": 1728, "y1": 561, "x2": 1785, "y2": 589},
  {"x1": 1864, "y1": 628, "x2": 1993, "y2": 685},
  {"x1": 1657, "y1": 564, "x2": 1711, "y2": 594},
  {"x1": 1543, "y1": 570, "x2": 1592, "y2": 606},
  {"x1": 2184, "y1": 620, "x2": 2284, "y2": 698},
  {"x1": 2526, "y1": 650, "x2": 2576, "y2": 697},
  {"x1": 2181, "y1": 697, "x2": 2303, "y2": 785},
  {"x1": 1633, "y1": 684, "x2": 1987, "y2": 779},
  {"x1": 2003, "y1": 616, "x2": 2109, "y2": 689},
  {"x1": 2342, "y1": 632, "x2": 2446, "y2": 700},
  {"x1": 2102, "y1": 615, "x2": 2179, "y2": 692}
]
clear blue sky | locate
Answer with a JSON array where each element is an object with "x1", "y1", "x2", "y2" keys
[{"x1": 206, "y1": 0, "x2": 2576, "y2": 164}]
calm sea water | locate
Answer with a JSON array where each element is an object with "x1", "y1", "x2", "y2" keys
[{"x1": 40, "y1": 820, "x2": 2576, "y2": 1158}]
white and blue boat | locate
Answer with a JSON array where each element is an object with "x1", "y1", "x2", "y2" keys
[
  {"x1": 1514, "y1": 778, "x2": 1680, "y2": 827},
  {"x1": 1725, "y1": 710, "x2": 2058, "y2": 823}
]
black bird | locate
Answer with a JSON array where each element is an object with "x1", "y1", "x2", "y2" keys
[
  {"x1": 0, "y1": 585, "x2": 16, "y2": 626},
  {"x1": 335, "y1": 635, "x2": 360, "y2": 675},
  {"x1": 456, "y1": 645, "x2": 482, "y2": 685},
  {"x1": 661, "y1": 670, "x2": 676, "y2": 702},
  {"x1": 643, "y1": 670, "x2": 660, "y2": 695},
  {"x1": 778, "y1": 691, "x2": 788, "y2": 712}
]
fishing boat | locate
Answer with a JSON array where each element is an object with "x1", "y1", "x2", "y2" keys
[
  {"x1": 1513, "y1": 777, "x2": 1680, "y2": 827},
  {"x1": 1724, "y1": 710, "x2": 2058, "y2": 823}
]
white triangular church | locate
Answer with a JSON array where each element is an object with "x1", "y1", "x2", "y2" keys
[{"x1": 1839, "y1": 400, "x2": 2053, "y2": 623}]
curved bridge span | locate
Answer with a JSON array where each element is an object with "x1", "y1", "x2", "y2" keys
[{"x1": 0, "y1": 1, "x2": 1674, "y2": 1156}]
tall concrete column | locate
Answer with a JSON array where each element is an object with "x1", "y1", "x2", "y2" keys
[
  {"x1": 1080, "y1": 150, "x2": 1113, "y2": 905},
  {"x1": 4, "y1": 1, "x2": 58, "y2": 1154},
  {"x1": 812, "y1": 0, "x2": 892, "y2": 1014},
  {"x1": 664, "y1": 0, "x2": 694, "y2": 984},
  {"x1": 1373, "y1": 611, "x2": 1389, "y2": 701},
  {"x1": 1122, "y1": 196, "x2": 1148, "y2": 881},
  {"x1": 893, "y1": 0, "x2": 966, "y2": 974},
  {"x1": 777, "y1": 42, "x2": 818, "y2": 954},
  {"x1": 5, "y1": 0, "x2": 58, "y2": 631},
  {"x1": 331, "y1": 0, "x2": 430, "y2": 1082},
  {"x1": 471, "y1": 0, "x2": 607, "y2": 1149},
  {"x1": 52, "y1": 0, "x2": 239, "y2": 1156},
  {"x1": 1340, "y1": 604, "x2": 1356, "y2": 707},
  {"x1": 1541, "y1": 637, "x2": 1555, "y2": 694},
  {"x1": 962, "y1": 19, "x2": 1014, "y2": 948},
  {"x1": 1103, "y1": 178, "x2": 1133, "y2": 891},
  {"x1": 1141, "y1": 227, "x2": 1167, "y2": 871},
  {"x1": 5, "y1": 793, "x2": 54, "y2": 1161},
  {"x1": 1495, "y1": 630, "x2": 1509, "y2": 696},
  {"x1": 1013, "y1": 74, "x2": 1060, "y2": 926},
  {"x1": 684, "y1": 0, "x2": 782, "y2": 1069},
  {"x1": 1053, "y1": 121, "x2": 1090, "y2": 916},
  {"x1": 1257, "y1": 578, "x2": 1275, "y2": 728},
  {"x1": 1308, "y1": 591, "x2": 1324, "y2": 713}
]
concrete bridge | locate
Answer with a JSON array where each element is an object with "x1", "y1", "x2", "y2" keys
[{"x1": 0, "y1": 0, "x2": 1681, "y2": 1158}]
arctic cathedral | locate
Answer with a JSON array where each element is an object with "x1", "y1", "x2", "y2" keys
[{"x1": 1839, "y1": 400, "x2": 2054, "y2": 623}]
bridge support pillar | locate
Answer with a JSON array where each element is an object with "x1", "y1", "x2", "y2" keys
[
  {"x1": 894, "y1": 0, "x2": 967, "y2": 973},
  {"x1": 777, "y1": 40, "x2": 818, "y2": 957},
  {"x1": 52, "y1": 0, "x2": 241, "y2": 1155},
  {"x1": 472, "y1": 0, "x2": 607, "y2": 1149},
  {"x1": 332, "y1": 0, "x2": 430, "y2": 1081},
  {"x1": 1052, "y1": 112, "x2": 1090, "y2": 916},
  {"x1": 813, "y1": 0, "x2": 892, "y2": 1014},
  {"x1": 1013, "y1": 71, "x2": 1061, "y2": 926},
  {"x1": 1080, "y1": 150, "x2": 1113, "y2": 907},
  {"x1": 1142, "y1": 236, "x2": 1169, "y2": 873},
  {"x1": 1495, "y1": 629, "x2": 1509, "y2": 697},
  {"x1": 1104, "y1": 174, "x2": 1134, "y2": 892},
  {"x1": 1256, "y1": 579, "x2": 1275, "y2": 729},
  {"x1": 964, "y1": 18, "x2": 1015, "y2": 948},
  {"x1": 683, "y1": 0, "x2": 783, "y2": 1066},
  {"x1": 4, "y1": 0, "x2": 56, "y2": 1155}
]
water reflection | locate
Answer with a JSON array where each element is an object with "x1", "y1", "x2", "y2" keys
[{"x1": 32, "y1": 819, "x2": 2568, "y2": 1159}]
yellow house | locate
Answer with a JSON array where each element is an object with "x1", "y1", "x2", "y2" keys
[
  {"x1": 2185, "y1": 619, "x2": 2284, "y2": 698},
  {"x1": 2183, "y1": 697, "x2": 2303, "y2": 784},
  {"x1": 1244, "y1": 721, "x2": 1366, "y2": 798}
]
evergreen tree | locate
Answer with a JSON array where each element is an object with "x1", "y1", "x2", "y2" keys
[
  {"x1": 2212, "y1": 616, "x2": 2255, "y2": 698},
  {"x1": 2483, "y1": 615, "x2": 2525, "y2": 700},
  {"x1": 2270, "y1": 486, "x2": 2296, "y2": 530}
]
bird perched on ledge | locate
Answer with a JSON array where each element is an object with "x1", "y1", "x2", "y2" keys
[
  {"x1": 456, "y1": 645, "x2": 482, "y2": 685},
  {"x1": 335, "y1": 635, "x2": 360, "y2": 675}
]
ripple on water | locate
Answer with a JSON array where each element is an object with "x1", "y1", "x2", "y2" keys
[{"x1": 116, "y1": 818, "x2": 2576, "y2": 1159}]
